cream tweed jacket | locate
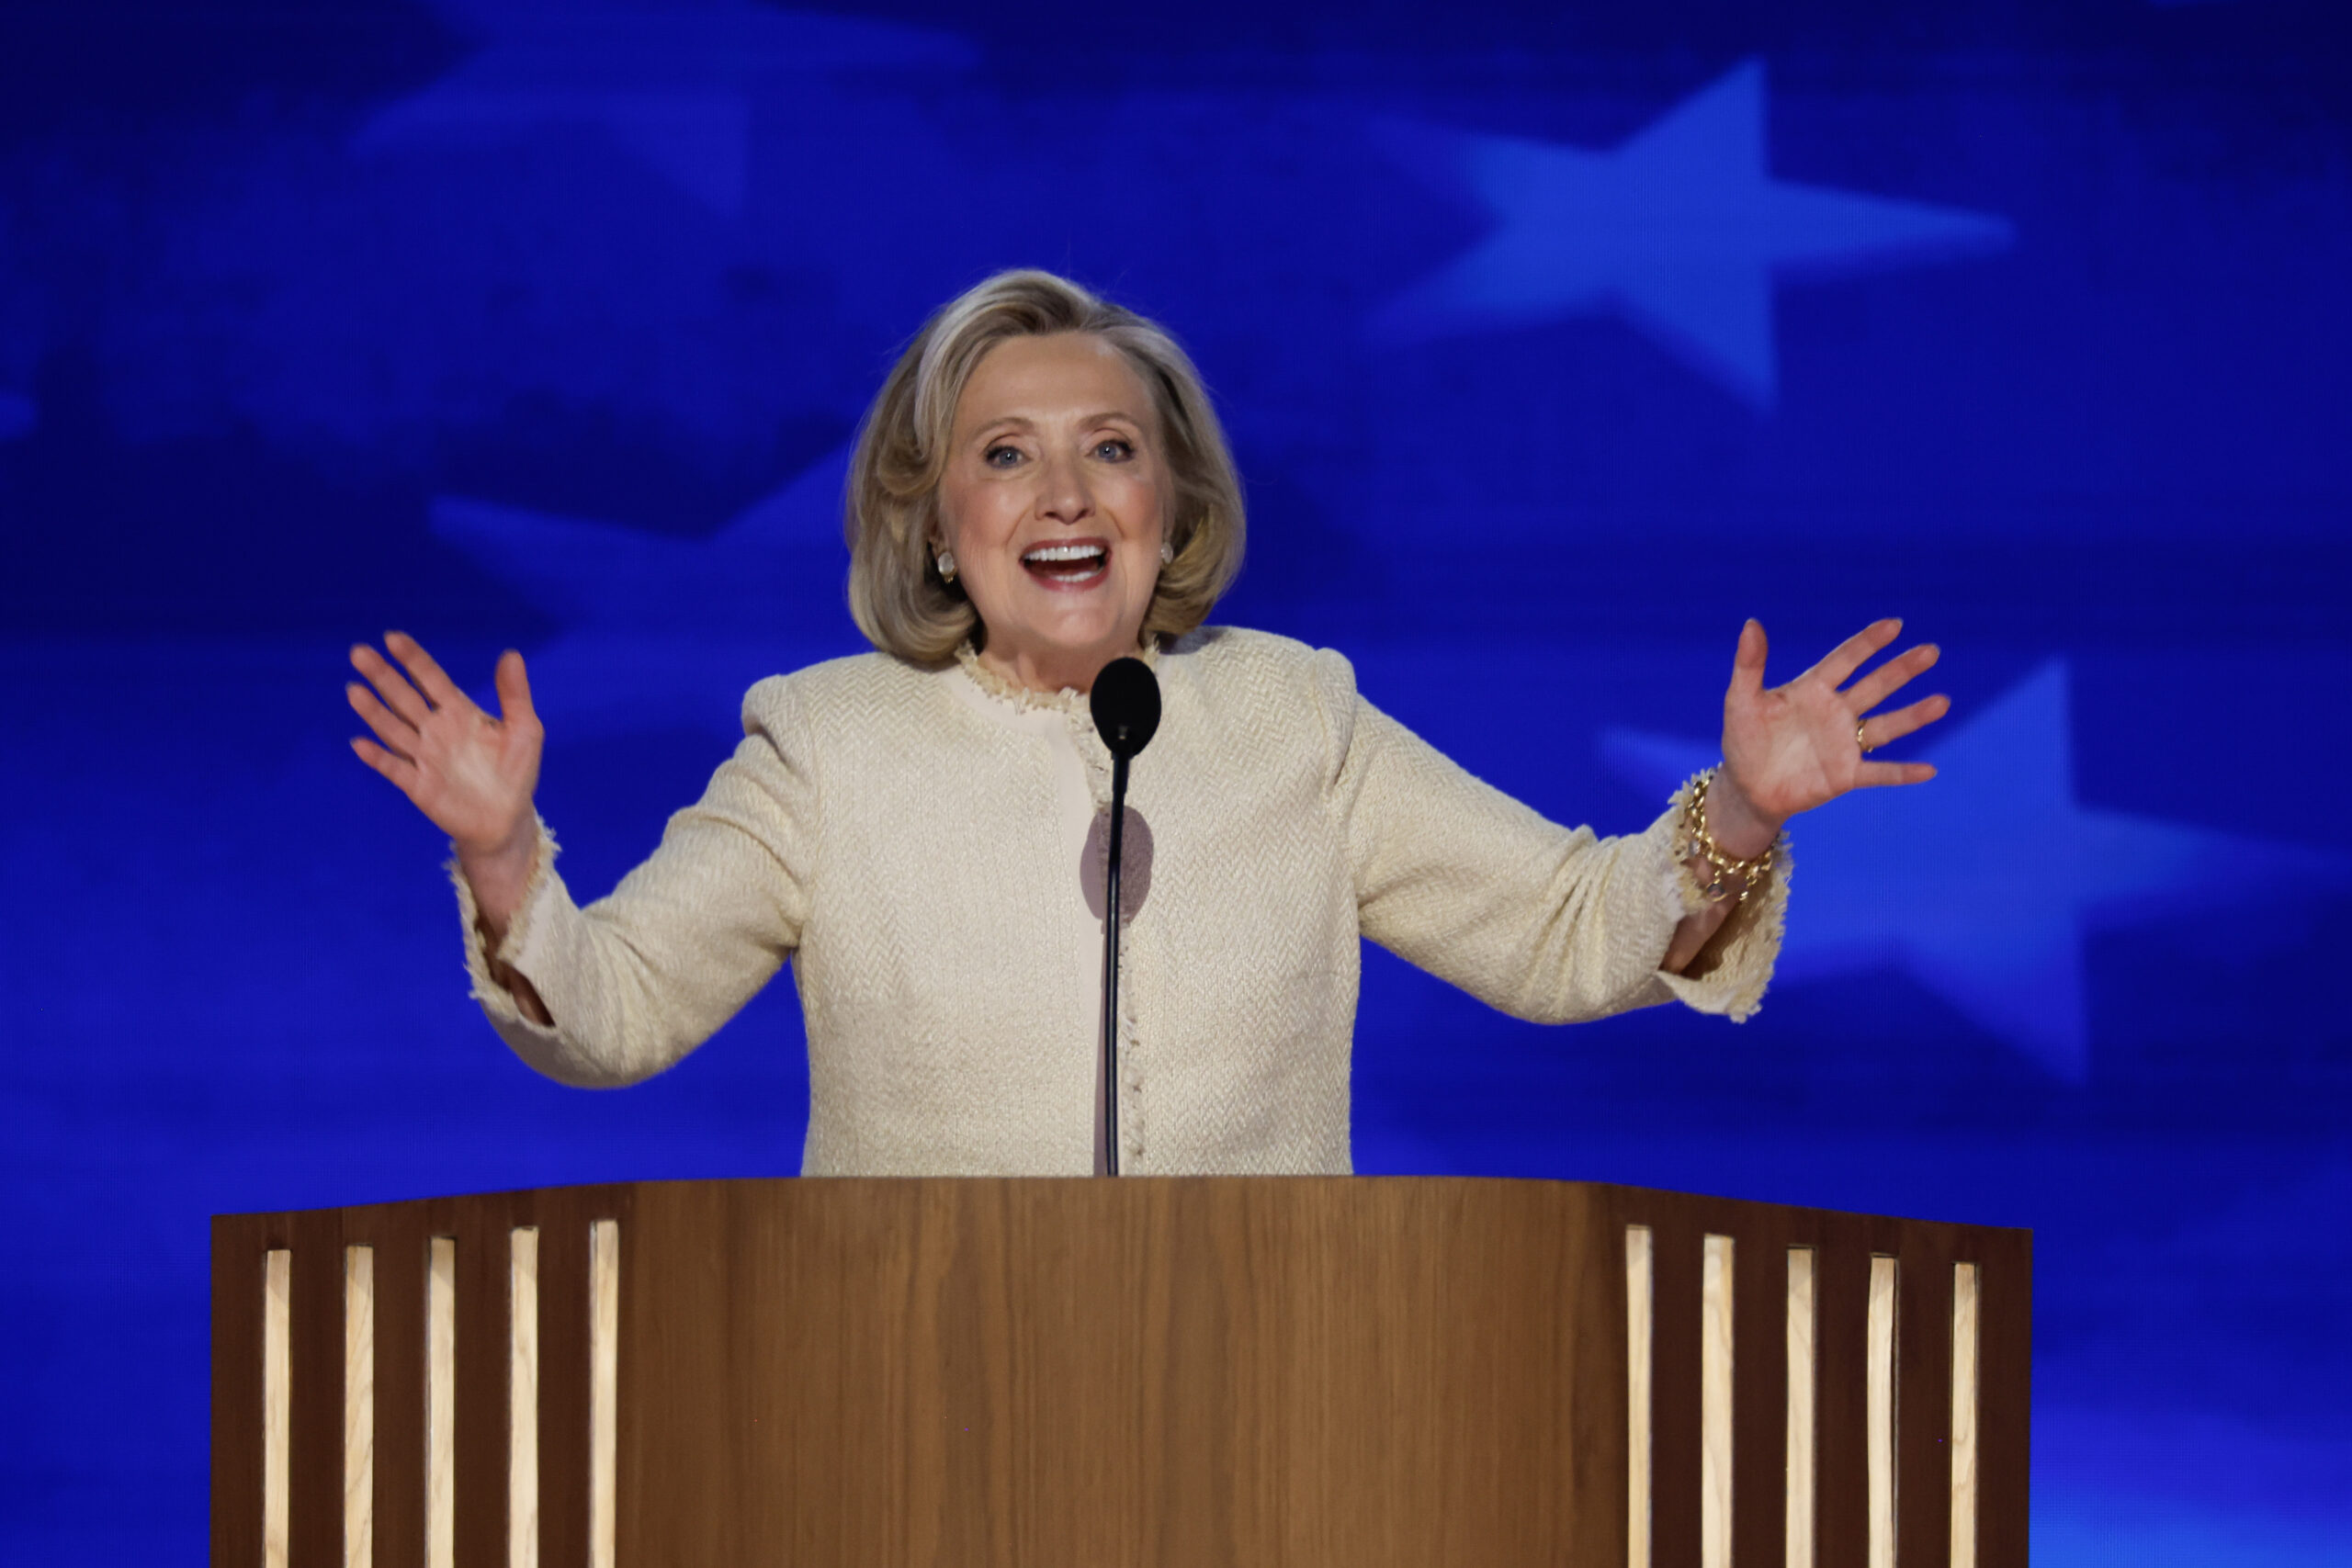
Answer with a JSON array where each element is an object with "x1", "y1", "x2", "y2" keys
[{"x1": 458, "y1": 626, "x2": 1785, "y2": 1176}]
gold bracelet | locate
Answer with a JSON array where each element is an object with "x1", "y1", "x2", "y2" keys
[{"x1": 1681, "y1": 770, "x2": 1778, "y2": 904}]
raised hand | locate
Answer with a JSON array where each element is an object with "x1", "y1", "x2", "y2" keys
[
  {"x1": 1705, "y1": 618, "x2": 1949, "y2": 857},
  {"x1": 348, "y1": 634, "x2": 545, "y2": 930}
]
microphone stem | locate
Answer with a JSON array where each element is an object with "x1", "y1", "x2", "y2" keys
[{"x1": 1100, "y1": 753, "x2": 1129, "y2": 1177}]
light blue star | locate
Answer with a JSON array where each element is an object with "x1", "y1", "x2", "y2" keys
[
  {"x1": 431, "y1": 445, "x2": 863, "y2": 733},
  {"x1": 357, "y1": 0, "x2": 971, "y2": 214},
  {"x1": 1601, "y1": 662, "x2": 2348, "y2": 1078},
  {"x1": 0, "y1": 389, "x2": 31, "y2": 442},
  {"x1": 1374, "y1": 61, "x2": 2016, "y2": 406}
]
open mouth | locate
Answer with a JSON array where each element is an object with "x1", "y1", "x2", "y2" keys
[{"x1": 1021, "y1": 540, "x2": 1109, "y2": 588}]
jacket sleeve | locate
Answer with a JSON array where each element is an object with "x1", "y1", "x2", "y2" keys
[
  {"x1": 1316, "y1": 648, "x2": 1784, "y2": 1025},
  {"x1": 450, "y1": 674, "x2": 816, "y2": 1086}
]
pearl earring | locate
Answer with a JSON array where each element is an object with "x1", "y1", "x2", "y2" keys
[
  {"x1": 935, "y1": 548, "x2": 956, "y2": 583},
  {"x1": 1160, "y1": 540, "x2": 1174, "y2": 565}
]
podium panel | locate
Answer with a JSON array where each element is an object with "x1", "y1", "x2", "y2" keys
[{"x1": 212, "y1": 1179, "x2": 2029, "y2": 1565}]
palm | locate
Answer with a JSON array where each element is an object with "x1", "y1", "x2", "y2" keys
[
  {"x1": 1719, "y1": 618, "x2": 1948, "y2": 827},
  {"x1": 347, "y1": 634, "x2": 543, "y2": 855}
]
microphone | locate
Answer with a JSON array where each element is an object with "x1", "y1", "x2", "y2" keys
[
  {"x1": 1090, "y1": 656, "x2": 1160, "y2": 761},
  {"x1": 1089, "y1": 658, "x2": 1160, "y2": 1177}
]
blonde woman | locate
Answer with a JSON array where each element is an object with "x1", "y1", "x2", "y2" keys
[{"x1": 346, "y1": 270, "x2": 1947, "y2": 1176}]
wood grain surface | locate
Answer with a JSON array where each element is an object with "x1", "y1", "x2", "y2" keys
[
  {"x1": 1627, "y1": 1224, "x2": 1655, "y2": 1568},
  {"x1": 509, "y1": 1227, "x2": 538, "y2": 1568},
  {"x1": 1867, "y1": 1256, "x2": 1897, "y2": 1568},
  {"x1": 1950, "y1": 1262, "x2": 1980, "y2": 1568},
  {"x1": 1700, "y1": 1235, "x2": 1734, "y2": 1568},
  {"x1": 1786, "y1": 1247, "x2": 1817, "y2": 1568},
  {"x1": 262, "y1": 1248, "x2": 288, "y2": 1568},
  {"x1": 210, "y1": 1178, "x2": 2029, "y2": 1568},
  {"x1": 344, "y1": 1246, "x2": 374, "y2": 1568}
]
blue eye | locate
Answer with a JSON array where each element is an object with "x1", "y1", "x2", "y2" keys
[
  {"x1": 1094, "y1": 439, "x2": 1134, "y2": 461},
  {"x1": 985, "y1": 445, "x2": 1023, "y2": 468}
]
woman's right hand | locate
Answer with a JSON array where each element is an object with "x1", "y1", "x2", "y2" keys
[{"x1": 348, "y1": 632, "x2": 545, "y2": 937}]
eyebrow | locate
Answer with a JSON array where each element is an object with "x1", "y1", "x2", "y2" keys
[{"x1": 969, "y1": 411, "x2": 1148, "y2": 439}]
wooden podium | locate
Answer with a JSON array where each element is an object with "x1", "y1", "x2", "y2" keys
[{"x1": 213, "y1": 1179, "x2": 2029, "y2": 1565}]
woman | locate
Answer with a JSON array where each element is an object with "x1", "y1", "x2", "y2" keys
[{"x1": 346, "y1": 270, "x2": 1946, "y2": 1176}]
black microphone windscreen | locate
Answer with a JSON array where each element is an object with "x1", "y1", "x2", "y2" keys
[{"x1": 1090, "y1": 657, "x2": 1161, "y2": 760}]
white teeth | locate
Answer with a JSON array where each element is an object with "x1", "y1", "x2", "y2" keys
[{"x1": 1023, "y1": 543, "x2": 1105, "y2": 564}]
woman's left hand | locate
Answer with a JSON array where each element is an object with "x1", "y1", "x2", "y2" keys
[{"x1": 1703, "y1": 618, "x2": 1950, "y2": 858}]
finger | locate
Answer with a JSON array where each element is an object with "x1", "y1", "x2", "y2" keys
[
  {"x1": 1858, "y1": 693, "x2": 1951, "y2": 750},
  {"x1": 383, "y1": 630, "x2": 470, "y2": 715},
  {"x1": 350, "y1": 642, "x2": 433, "y2": 728},
  {"x1": 493, "y1": 649, "x2": 538, "y2": 730},
  {"x1": 1727, "y1": 618, "x2": 1768, "y2": 704},
  {"x1": 350, "y1": 735, "x2": 421, "y2": 795},
  {"x1": 1842, "y1": 642, "x2": 1939, "y2": 714},
  {"x1": 345, "y1": 681, "x2": 419, "y2": 755},
  {"x1": 1802, "y1": 617, "x2": 1903, "y2": 690},
  {"x1": 1854, "y1": 759, "x2": 1937, "y2": 788}
]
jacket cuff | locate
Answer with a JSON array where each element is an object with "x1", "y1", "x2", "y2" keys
[
  {"x1": 447, "y1": 818, "x2": 565, "y2": 1036},
  {"x1": 1643, "y1": 781, "x2": 1792, "y2": 1022}
]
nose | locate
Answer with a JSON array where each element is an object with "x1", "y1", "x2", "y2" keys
[{"x1": 1035, "y1": 447, "x2": 1094, "y2": 526}]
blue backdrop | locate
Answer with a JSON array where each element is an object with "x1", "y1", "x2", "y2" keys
[{"x1": 4, "y1": 1, "x2": 2348, "y2": 1560}]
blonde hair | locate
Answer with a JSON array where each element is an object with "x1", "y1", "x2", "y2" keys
[{"x1": 845, "y1": 269, "x2": 1246, "y2": 664}]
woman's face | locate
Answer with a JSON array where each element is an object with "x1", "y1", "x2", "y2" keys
[{"x1": 937, "y1": 332, "x2": 1170, "y2": 694}]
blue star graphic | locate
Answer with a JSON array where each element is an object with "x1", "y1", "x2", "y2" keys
[
  {"x1": 1600, "y1": 662, "x2": 2347, "y2": 1078},
  {"x1": 431, "y1": 445, "x2": 863, "y2": 734},
  {"x1": 0, "y1": 389, "x2": 31, "y2": 442},
  {"x1": 357, "y1": 0, "x2": 972, "y2": 214},
  {"x1": 1374, "y1": 61, "x2": 2016, "y2": 406}
]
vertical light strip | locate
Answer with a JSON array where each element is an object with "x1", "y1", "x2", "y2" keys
[
  {"x1": 1785, "y1": 1248, "x2": 1816, "y2": 1568},
  {"x1": 345, "y1": 1246, "x2": 376, "y2": 1568},
  {"x1": 1950, "y1": 1263, "x2": 1981, "y2": 1568},
  {"x1": 510, "y1": 1227, "x2": 540, "y2": 1568},
  {"x1": 1701, "y1": 1234, "x2": 1735, "y2": 1568},
  {"x1": 426, "y1": 1236, "x2": 457, "y2": 1568},
  {"x1": 589, "y1": 1219, "x2": 620, "y2": 1568},
  {"x1": 1867, "y1": 1256, "x2": 1899, "y2": 1568},
  {"x1": 263, "y1": 1248, "x2": 291, "y2": 1568},
  {"x1": 1624, "y1": 1224, "x2": 1653, "y2": 1568}
]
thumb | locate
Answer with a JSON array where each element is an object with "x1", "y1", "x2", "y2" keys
[
  {"x1": 1727, "y1": 618, "x2": 1768, "y2": 704},
  {"x1": 493, "y1": 649, "x2": 537, "y2": 728}
]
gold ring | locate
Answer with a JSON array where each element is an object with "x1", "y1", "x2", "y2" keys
[{"x1": 1855, "y1": 719, "x2": 1871, "y2": 753}]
